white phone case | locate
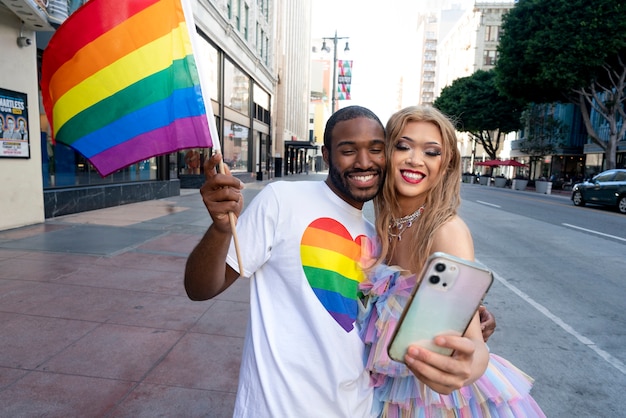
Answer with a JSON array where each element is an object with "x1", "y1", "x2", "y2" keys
[{"x1": 388, "y1": 252, "x2": 494, "y2": 362}]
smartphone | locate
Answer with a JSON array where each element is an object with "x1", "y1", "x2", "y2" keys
[{"x1": 387, "y1": 252, "x2": 494, "y2": 362}]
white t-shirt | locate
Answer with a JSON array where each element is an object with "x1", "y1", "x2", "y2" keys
[{"x1": 227, "y1": 181, "x2": 376, "y2": 417}]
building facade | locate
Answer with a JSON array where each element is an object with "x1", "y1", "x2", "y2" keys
[
  {"x1": 274, "y1": 0, "x2": 313, "y2": 176},
  {"x1": 434, "y1": 2, "x2": 528, "y2": 176},
  {"x1": 192, "y1": 0, "x2": 276, "y2": 185},
  {"x1": 435, "y1": 1, "x2": 625, "y2": 182},
  {"x1": 1, "y1": 0, "x2": 311, "y2": 231},
  {"x1": 1, "y1": 2, "x2": 47, "y2": 230}
]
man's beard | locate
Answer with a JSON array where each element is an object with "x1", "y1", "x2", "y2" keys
[{"x1": 327, "y1": 155, "x2": 383, "y2": 203}]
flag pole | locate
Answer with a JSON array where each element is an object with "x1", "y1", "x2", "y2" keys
[
  {"x1": 182, "y1": 0, "x2": 244, "y2": 275},
  {"x1": 218, "y1": 153, "x2": 245, "y2": 275}
]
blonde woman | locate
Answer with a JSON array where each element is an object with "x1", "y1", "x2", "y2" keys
[{"x1": 359, "y1": 106, "x2": 545, "y2": 417}]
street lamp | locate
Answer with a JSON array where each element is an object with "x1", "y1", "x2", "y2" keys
[{"x1": 321, "y1": 30, "x2": 349, "y2": 113}]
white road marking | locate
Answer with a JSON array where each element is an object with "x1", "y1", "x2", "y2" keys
[
  {"x1": 476, "y1": 200, "x2": 501, "y2": 208},
  {"x1": 483, "y1": 266, "x2": 626, "y2": 376},
  {"x1": 562, "y1": 223, "x2": 626, "y2": 242}
]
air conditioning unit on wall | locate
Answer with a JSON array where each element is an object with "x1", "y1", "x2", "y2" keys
[
  {"x1": 46, "y1": 0, "x2": 68, "y2": 24},
  {"x1": 0, "y1": 0, "x2": 67, "y2": 31}
]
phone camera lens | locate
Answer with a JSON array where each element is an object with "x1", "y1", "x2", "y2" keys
[
  {"x1": 429, "y1": 275, "x2": 440, "y2": 284},
  {"x1": 435, "y1": 263, "x2": 446, "y2": 272}
]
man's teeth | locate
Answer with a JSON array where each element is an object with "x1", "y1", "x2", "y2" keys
[{"x1": 352, "y1": 174, "x2": 374, "y2": 182}]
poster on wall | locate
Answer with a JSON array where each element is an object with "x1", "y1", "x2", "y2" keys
[{"x1": 0, "y1": 87, "x2": 30, "y2": 159}]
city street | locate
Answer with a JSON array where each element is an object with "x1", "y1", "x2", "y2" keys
[
  {"x1": 454, "y1": 183, "x2": 626, "y2": 417},
  {"x1": 2, "y1": 0, "x2": 624, "y2": 415},
  {"x1": 1, "y1": 174, "x2": 624, "y2": 417}
]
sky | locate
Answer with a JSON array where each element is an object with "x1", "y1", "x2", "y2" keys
[{"x1": 310, "y1": 0, "x2": 474, "y2": 123}]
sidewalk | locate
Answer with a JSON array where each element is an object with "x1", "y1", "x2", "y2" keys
[{"x1": 0, "y1": 172, "x2": 324, "y2": 418}]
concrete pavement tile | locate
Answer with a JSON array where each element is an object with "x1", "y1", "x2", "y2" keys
[
  {"x1": 135, "y1": 233, "x2": 201, "y2": 254},
  {"x1": 109, "y1": 383, "x2": 235, "y2": 418},
  {"x1": 0, "y1": 281, "x2": 158, "y2": 322},
  {"x1": 190, "y1": 300, "x2": 249, "y2": 338},
  {"x1": 137, "y1": 207, "x2": 204, "y2": 224},
  {"x1": 55, "y1": 263, "x2": 187, "y2": 297},
  {"x1": 94, "y1": 251, "x2": 186, "y2": 273},
  {"x1": 0, "y1": 254, "x2": 91, "y2": 281},
  {"x1": 55, "y1": 200, "x2": 189, "y2": 227},
  {"x1": 5, "y1": 250, "x2": 102, "y2": 265},
  {"x1": 157, "y1": 216, "x2": 211, "y2": 234},
  {"x1": 0, "y1": 367, "x2": 28, "y2": 390},
  {"x1": 213, "y1": 277, "x2": 250, "y2": 304},
  {"x1": 0, "y1": 225, "x2": 165, "y2": 256},
  {"x1": 105, "y1": 293, "x2": 212, "y2": 331},
  {"x1": 0, "y1": 277, "x2": 29, "y2": 298},
  {"x1": 0, "y1": 223, "x2": 68, "y2": 241},
  {"x1": 143, "y1": 333, "x2": 242, "y2": 392},
  {"x1": 0, "y1": 371, "x2": 134, "y2": 417},
  {"x1": 0, "y1": 249, "x2": 30, "y2": 260},
  {"x1": 39, "y1": 323, "x2": 184, "y2": 381},
  {"x1": 0, "y1": 312, "x2": 98, "y2": 369}
]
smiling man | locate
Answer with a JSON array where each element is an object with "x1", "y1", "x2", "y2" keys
[
  {"x1": 184, "y1": 106, "x2": 386, "y2": 417},
  {"x1": 323, "y1": 108, "x2": 386, "y2": 208}
]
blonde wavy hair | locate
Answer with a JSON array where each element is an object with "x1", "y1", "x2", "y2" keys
[{"x1": 373, "y1": 106, "x2": 462, "y2": 273}]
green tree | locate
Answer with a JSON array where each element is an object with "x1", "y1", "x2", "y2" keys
[
  {"x1": 434, "y1": 69, "x2": 524, "y2": 161},
  {"x1": 519, "y1": 104, "x2": 568, "y2": 179},
  {"x1": 496, "y1": 0, "x2": 626, "y2": 170}
]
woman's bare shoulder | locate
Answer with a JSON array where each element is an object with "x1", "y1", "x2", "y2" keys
[{"x1": 432, "y1": 215, "x2": 474, "y2": 260}]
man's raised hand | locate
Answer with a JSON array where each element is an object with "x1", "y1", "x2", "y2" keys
[{"x1": 199, "y1": 152, "x2": 244, "y2": 233}]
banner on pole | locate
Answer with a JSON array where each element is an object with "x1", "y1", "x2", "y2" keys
[{"x1": 337, "y1": 60, "x2": 352, "y2": 101}]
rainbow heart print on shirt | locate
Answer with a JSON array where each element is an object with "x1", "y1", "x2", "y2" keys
[{"x1": 301, "y1": 218, "x2": 372, "y2": 332}]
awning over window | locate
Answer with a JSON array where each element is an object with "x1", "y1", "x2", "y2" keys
[{"x1": 284, "y1": 141, "x2": 319, "y2": 150}]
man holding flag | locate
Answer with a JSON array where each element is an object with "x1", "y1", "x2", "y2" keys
[{"x1": 186, "y1": 106, "x2": 386, "y2": 416}]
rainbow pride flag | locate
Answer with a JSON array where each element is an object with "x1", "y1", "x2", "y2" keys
[{"x1": 40, "y1": 0, "x2": 214, "y2": 177}]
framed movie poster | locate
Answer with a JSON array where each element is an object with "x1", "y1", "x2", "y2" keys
[{"x1": 0, "y1": 87, "x2": 30, "y2": 158}]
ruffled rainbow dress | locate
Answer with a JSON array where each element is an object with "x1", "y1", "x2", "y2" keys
[{"x1": 357, "y1": 264, "x2": 546, "y2": 418}]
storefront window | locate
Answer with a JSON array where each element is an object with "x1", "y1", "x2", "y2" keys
[
  {"x1": 195, "y1": 34, "x2": 219, "y2": 101},
  {"x1": 41, "y1": 134, "x2": 157, "y2": 188},
  {"x1": 253, "y1": 83, "x2": 270, "y2": 109},
  {"x1": 224, "y1": 60, "x2": 250, "y2": 115},
  {"x1": 181, "y1": 148, "x2": 202, "y2": 175},
  {"x1": 223, "y1": 120, "x2": 249, "y2": 172},
  {"x1": 253, "y1": 83, "x2": 270, "y2": 123},
  {"x1": 585, "y1": 153, "x2": 603, "y2": 178}
]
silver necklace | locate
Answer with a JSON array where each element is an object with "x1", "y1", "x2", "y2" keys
[{"x1": 388, "y1": 206, "x2": 425, "y2": 241}]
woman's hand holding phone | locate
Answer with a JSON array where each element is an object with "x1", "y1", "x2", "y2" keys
[
  {"x1": 387, "y1": 252, "x2": 494, "y2": 361},
  {"x1": 403, "y1": 313, "x2": 482, "y2": 395},
  {"x1": 386, "y1": 252, "x2": 494, "y2": 394}
]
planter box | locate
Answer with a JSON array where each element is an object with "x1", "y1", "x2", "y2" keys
[
  {"x1": 535, "y1": 180, "x2": 552, "y2": 194},
  {"x1": 512, "y1": 179, "x2": 528, "y2": 190},
  {"x1": 479, "y1": 176, "x2": 490, "y2": 186},
  {"x1": 494, "y1": 177, "x2": 507, "y2": 188},
  {"x1": 462, "y1": 175, "x2": 476, "y2": 184}
]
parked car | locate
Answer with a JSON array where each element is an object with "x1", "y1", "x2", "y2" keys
[{"x1": 571, "y1": 169, "x2": 626, "y2": 214}]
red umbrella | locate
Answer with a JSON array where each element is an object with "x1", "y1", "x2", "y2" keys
[
  {"x1": 475, "y1": 159, "x2": 526, "y2": 167},
  {"x1": 475, "y1": 159, "x2": 504, "y2": 167},
  {"x1": 499, "y1": 159, "x2": 527, "y2": 167}
]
